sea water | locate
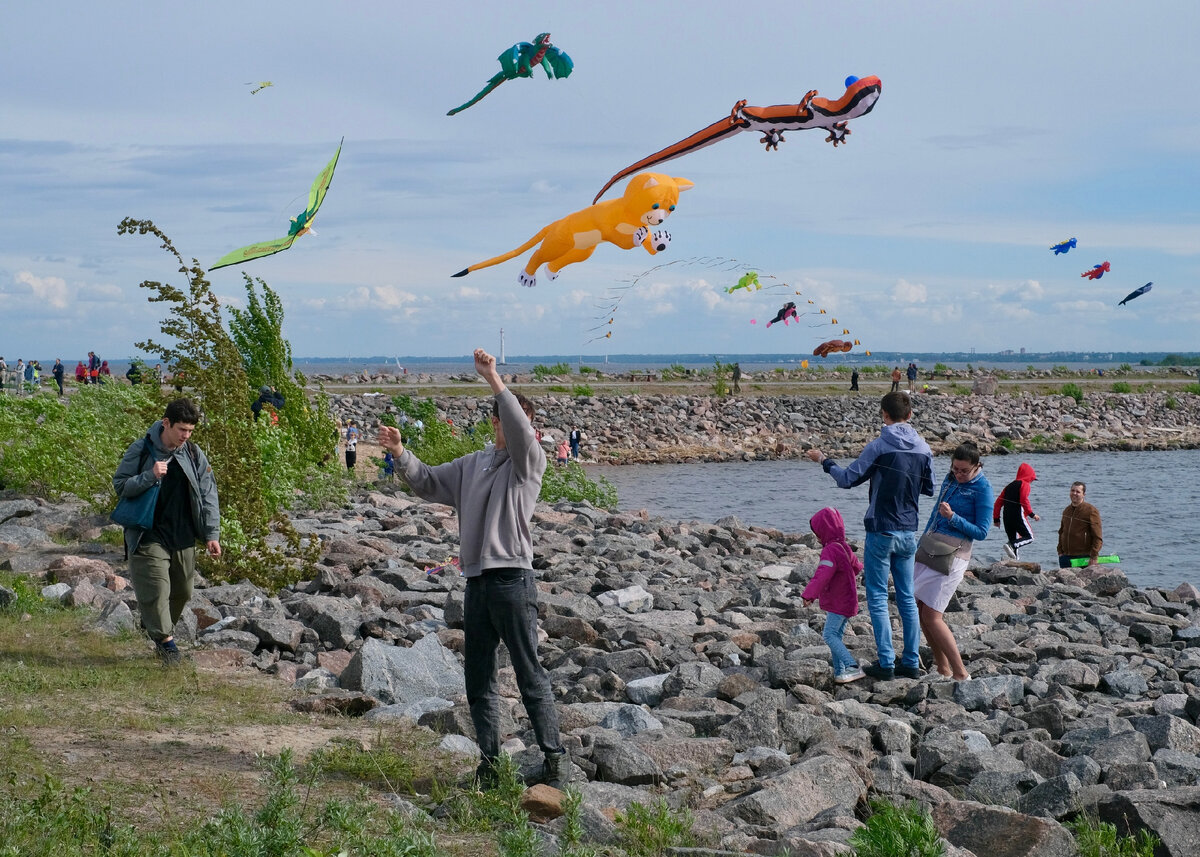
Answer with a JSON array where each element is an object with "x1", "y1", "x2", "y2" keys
[{"x1": 587, "y1": 449, "x2": 1200, "y2": 590}]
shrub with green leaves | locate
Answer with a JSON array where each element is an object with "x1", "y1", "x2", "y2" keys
[
  {"x1": 1110, "y1": 381, "x2": 1132, "y2": 393},
  {"x1": 1182, "y1": 383, "x2": 1200, "y2": 395},
  {"x1": 1061, "y1": 382, "x2": 1084, "y2": 403},
  {"x1": 616, "y1": 799, "x2": 695, "y2": 857},
  {"x1": 571, "y1": 384, "x2": 594, "y2": 397},
  {"x1": 849, "y1": 799, "x2": 946, "y2": 857},
  {"x1": 532, "y1": 362, "x2": 570, "y2": 378},
  {"x1": 1067, "y1": 813, "x2": 1160, "y2": 857},
  {"x1": 542, "y1": 461, "x2": 617, "y2": 508}
]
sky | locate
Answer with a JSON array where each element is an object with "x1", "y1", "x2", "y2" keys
[{"x1": 2, "y1": 1, "x2": 1198, "y2": 362}]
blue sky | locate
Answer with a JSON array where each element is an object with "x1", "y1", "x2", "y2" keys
[{"x1": 2, "y1": 1, "x2": 1198, "y2": 361}]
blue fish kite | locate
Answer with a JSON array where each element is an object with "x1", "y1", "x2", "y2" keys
[
  {"x1": 1050, "y1": 237, "x2": 1077, "y2": 255},
  {"x1": 1118, "y1": 282, "x2": 1152, "y2": 306}
]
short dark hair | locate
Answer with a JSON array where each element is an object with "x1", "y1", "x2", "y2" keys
[
  {"x1": 1071, "y1": 481, "x2": 1086, "y2": 493},
  {"x1": 880, "y1": 391, "x2": 912, "y2": 421},
  {"x1": 952, "y1": 439, "x2": 981, "y2": 465},
  {"x1": 494, "y1": 392, "x2": 535, "y2": 421},
  {"x1": 163, "y1": 398, "x2": 202, "y2": 426}
]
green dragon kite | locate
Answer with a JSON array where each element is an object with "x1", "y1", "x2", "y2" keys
[
  {"x1": 447, "y1": 33, "x2": 573, "y2": 116},
  {"x1": 210, "y1": 138, "x2": 342, "y2": 271}
]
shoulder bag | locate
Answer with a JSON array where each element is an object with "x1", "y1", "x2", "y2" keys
[
  {"x1": 915, "y1": 479, "x2": 972, "y2": 575},
  {"x1": 110, "y1": 436, "x2": 159, "y2": 530}
]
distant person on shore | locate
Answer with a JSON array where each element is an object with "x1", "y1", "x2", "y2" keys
[
  {"x1": 907, "y1": 363, "x2": 918, "y2": 393},
  {"x1": 88, "y1": 351, "x2": 100, "y2": 384},
  {"x1": 732, "y1": 362, "x2": 742, "y2": 394},
  {"x1": 569, "y1": 426, "x2": 582, "y2": 460},
  {"x1": 1057, "y1": 481, "x2": 1102, "y2": 568},
  {"x1": 344, "y1": 420, "x2": 359, "y2": 472},
  {"x1": 913, "y1": 440, "x2": 992, "y2": 681},
  {"x1": 890, "y1": 367, "x2": 901, "y2": 392},
  {"x1": 850, "y1": 368, "x2": 859, "y2": 391},
  {"x1": 0, "y1": 357, "x2": 7, "y2": 392},
  {"x1": 556, "y1": 438, "x2": 570, "y2": 465},
  {"x1": 377, "y1": 348, "x2": 569, "y2": 790},
  {"x1": 74, "y1": 361, "x2": 86, "y2": 385},
  {"x1": 807, "y1": 392, "x2": 934, "y2": 680},
  {"x1": 801, "y1": 507, "x2": 865, "y2": 684},
  {"x1": 994, "y1": 462, "x2": 1040, "y2": 559},
  {"x1": 52, "y1": 359, "x2": 65, "y2": 396}
]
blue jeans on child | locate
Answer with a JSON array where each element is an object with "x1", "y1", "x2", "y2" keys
[{"x1": 823, "y1": 612, "x2": 858, "y2": 675}]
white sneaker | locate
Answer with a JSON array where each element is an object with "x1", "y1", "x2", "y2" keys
[
  {"x1": 1003, "y1": 543, "x2": 1017, "y2": 559},
  {"x1": 835, "y1": 667, "x2": 866, "y2": 684}
]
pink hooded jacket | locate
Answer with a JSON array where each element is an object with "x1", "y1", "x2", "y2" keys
[{"x1": 801, "y1": 507, "x2": 862, "y2": 617}]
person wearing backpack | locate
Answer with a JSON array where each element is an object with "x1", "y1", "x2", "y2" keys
[{"x1": 113, "y1": 398, "x2": 221, "y2": 665}]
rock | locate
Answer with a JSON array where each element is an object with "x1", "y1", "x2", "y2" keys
[
  {"x1": 726, "y1": 756, "x2": 866, "y2": 829},
  {"x1": 1097, "y1": 787, "x2": 1200, "y2": 857},
  {"x1": 931, "y1": 800, "x2": 1077, "y2": 856},
  {"x1": 340, "y1": 635, "x2": 464, "y2": 705}
]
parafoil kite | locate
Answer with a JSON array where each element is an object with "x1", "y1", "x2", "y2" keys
[
  {"x1": 1081, "y1": 261, "x2": 1111, "y2": 280},
  {"x1": 210, "y1": 138, "x2": 342, "y2": 271},
  {"x1": 1118, "y1": 282, "x2": 1152, "y2": 306},
  {"x1": 452, "y1": 172, "x2": 693, "y2": 288},
  {"x1": 1050, "y1": 237, "x2": 1077, "y2": 255},
  {"x1": 447, "y1": 33, "x2": 573, "y2": 116},
  {"x1": 726, "y1": 272, "x2": 763, "y2": 294},
  {"x1": 592, "y1": 75, "x2": 882, "y2": 202},
  {"x1": 813, "y1": 339, "x2": 853, "y2": 358},
  {"x1": 765, "y1": 302, "x2": 799, "y2": 327},
  {"x1": 246, "y1": 81, "x2": 273, "y2": 95}
]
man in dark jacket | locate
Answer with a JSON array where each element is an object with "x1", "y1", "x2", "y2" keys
[
  {"x1": 1057, "y1": 481, "x2": 1102, "y2": 568},
  {"x1": 113, "y1": 398, "x2": 221, "y2": 664},
  {"x1": 807, "y1": 392, "x2": 934, "y2": 680}
]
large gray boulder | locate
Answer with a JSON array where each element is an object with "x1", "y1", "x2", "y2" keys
[
  {"x1": 931, "y1": 800, "x2": 1076, "y2": 856},
  {"x1": 1098, "y1": 787, "x2": 1200, "y2": 857},
  {"x1": 341, "y1": 635, "x2": 464, "y2": 705},
  {"x1": 726, "y1": 756, "x2": 866, "y2": 829}
]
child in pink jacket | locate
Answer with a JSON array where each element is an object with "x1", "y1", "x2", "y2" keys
[{"x1": 802, "y1": 507, "x2": 865, "y2": 684}]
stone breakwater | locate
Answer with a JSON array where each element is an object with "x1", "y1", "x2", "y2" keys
[
  {"x1": 326, "y1": 389, "x2": 1200, "y2": 463},
  {"x1": 5, "y1": 490, "x2": 1200, "y2": 855}
]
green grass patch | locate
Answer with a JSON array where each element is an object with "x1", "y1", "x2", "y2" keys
[
  {"x1": 1067, "y1": 813, "x2": 1160, "y2": 857},
  {"x1": 1110, "y1": 381, "x2": 1132, "y2": 393},
  {"x1": 1061, "y1": 382, "x2": 1084, "y2": 403},
  {"x1": 849, "y1": 799, "x2": 945, "y2": 856}
]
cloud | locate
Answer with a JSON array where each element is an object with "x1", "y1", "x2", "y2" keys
[
  {"x1": 892, "y1": 279, "x2": 927, "y2": 304},
  {"x1": 16, "y1": 271, "x2": 70, "y2": 308},
  {"x1": 986, "y1": 278, "x2": 1044, "y2": 300}
]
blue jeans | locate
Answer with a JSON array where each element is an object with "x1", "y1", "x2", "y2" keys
[
  {"x1": 464, "y1": 568, "x2": 562, "y2": 760},
  {"x1": 863, "y1": 530, "x2": 920, "y2": 669},
  {"x1": 822, "y1": 612, "x2": 857, "y2": 674}
]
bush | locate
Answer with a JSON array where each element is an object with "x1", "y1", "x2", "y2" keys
[
  {"x1": 616, "y1": 799, "x2": 695, "y2": 857},
  {"x1": 1110, "y1": 381, "x2": 1132, "y2": 393},
  {"x1": 996, "y1": 437, "x2": 1014, "y2": 449},
  {"x1": 1061, "y1": 382, "x2": 1084, "y2": 403},
  {"x1": 390, "y1": 395, "x2": 488, "y2": 466},
  {"x1": 571, "y1": 384, "x2": 593, "y2": 397},
  {"x1": 849, "y1": 799, "x2": 945, "y2": 857},
  {"x1": 1166, "y1": 395, "x2": 1179, "y2": 410},
  {"x1": 541, "y1": 461, "x2": 617, "y2": 508},
  {"x1": 711, "y1": 359, "x2": 732, "y2": 396},
  {"x1": 532, "y1": 362, "x2": 570, "y2": 378},
  {"x1": 1067, "y1": 813, "x2": 1160, "y2": 857},
  {"x1": 1182, "y1": 383, "x2": 1200, "y2": 395}
]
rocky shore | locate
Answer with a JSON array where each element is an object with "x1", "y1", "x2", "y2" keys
[
  {"x1": 325, "y1": 387, "x2": 1200, "y2": 463},
  {"x1": 4, "y1": 489, "x2": 1200, "y2": 856}
]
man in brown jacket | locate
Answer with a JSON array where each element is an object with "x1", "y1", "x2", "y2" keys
[{"x1": 1057, "y1": 481, "x2": 1102, "y2": 568}]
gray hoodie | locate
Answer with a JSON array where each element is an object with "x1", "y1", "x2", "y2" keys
[
  {"x1": 398, "y1": 388, "x2": 545, "y2": 577},
  {"x1": 113, "y1": 419, "x2": 221, "y2": 557}
]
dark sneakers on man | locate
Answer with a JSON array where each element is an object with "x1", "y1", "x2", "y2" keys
[
  {"x1": 474, "y1": 757, "x2": 501, "y2": 791},
  {"x1": 543, "y1": 749, "x2": 572, "y2": 790},
  {"x1": 862, "y1": 662, "x2": 895, "y2": 680},
  {"x1": 155, "y1": 639, "x2": 183, "y2": 666},
  {"x1": 894, "y1": 664, "x2": 922, "y2": 679}
]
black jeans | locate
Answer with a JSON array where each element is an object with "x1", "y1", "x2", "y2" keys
[{"x1": 464, "y1": 568, "x2": 561, "y2": 759}]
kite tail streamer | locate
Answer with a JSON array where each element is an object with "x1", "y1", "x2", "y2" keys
[
  {"x1": 452, "y1": 224, "x2": 553, "y2": 277},
  {"x1": 447, "y1": 73, "x2": 508, "y2": 116}
]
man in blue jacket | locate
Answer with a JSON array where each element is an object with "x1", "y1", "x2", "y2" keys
[
  {"x1": 378, "y1": 348, "x2": 570, "y2": 791},
  {"x1": 807, "y1": 392, "x2": 933, "y2": 680}
]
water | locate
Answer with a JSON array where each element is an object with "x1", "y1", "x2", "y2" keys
[{"x1": 587, "y1": 450, "x2": 1200, "y2": 590}]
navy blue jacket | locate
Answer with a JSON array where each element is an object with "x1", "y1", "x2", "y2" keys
[{"x1": 823, "y1": 422, "x2": 934, "y2": 533}]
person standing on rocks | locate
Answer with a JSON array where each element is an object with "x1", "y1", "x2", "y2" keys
[
  {"x1": 913, "y1": 440, "x2": 992, "y2": 681},
  {"x1": 569, "y1": 426, "x2": 582, "y2": 460},
  {"x1": 344, "y1": 420, "x2": 359, "y2": 473},
  {"x1": 850, "y1": 368, "x2": 859, "y2": 391},
  {"x1": 1057, "y1": 481, "x2": 1102, "y2": 569},
  {"x1": 994, "y1": 462, "x2": 1040, "y2": 559},
  {"x1": 907, "y1": 362, "x2": 918, "y2": 393},
  {"x1": 890, "y1": 366, "x2": 901, "y2": 392},
  {"x1": 732, "y1": 362, "x2": 742, "y2": 394},
  {"x1": 801, "y1": 507, "x2": 865, "y2": 684},
  {"x1": 378, "y1": 347, "x2": 569, "y2": 791},
  {"x1": 807, "y1": 392, "x2": 933, "y2": 680},
  {"x1": 113, "y1": 398, "x2": 221, "y2": 665}
]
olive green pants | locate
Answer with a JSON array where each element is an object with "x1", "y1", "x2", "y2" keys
[{"x1": 128, "y1": 541, "x2": 196, "y2": 642}]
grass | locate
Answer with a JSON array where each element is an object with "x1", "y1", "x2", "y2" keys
[
  {"x1": 1067, "y1": 813, "x2": 1160, "y2": 857},
  {"x1": 849, "y1": 799, "x2": 945, "y2": 857}
]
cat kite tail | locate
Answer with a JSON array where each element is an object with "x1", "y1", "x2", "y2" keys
[
  {"x1": 1050, "y1": 237, "x2": 1076, "y2": 255},
  {"x1": 592, "y1": 74, "x2": 882, "y2": 203},
  {"x1": 452, "y1": 172, "x2": 693, "y2": 288},
  {"x1": 1118, "y1": 282, "x2": 1152, "y2": 306},
  {"x1": 447, "y1": 33, "x2": 573, "y2": 115},
  {"x1": 1081, "y1": 261, "x2": 1110, "y2": 280},
  {"x1": 210, "y1": 138, "x2": 342, "y2": 271}
]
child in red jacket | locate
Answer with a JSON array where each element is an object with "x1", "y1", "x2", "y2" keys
[
  {"x1": 994, "y1": 462, "x2": 1040, "y2": 559},
  {"x1": 802, "y1": 507, "x2": 865, "y2": 684}
]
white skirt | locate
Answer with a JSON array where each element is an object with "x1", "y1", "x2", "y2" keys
[{"x1": 913, "y1": 556, "x2": 969, "y2": 614}]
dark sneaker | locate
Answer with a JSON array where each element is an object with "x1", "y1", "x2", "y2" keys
[
  {"x1": 543, "y1": 750, "x2": 572, "y2": 790},
  {"x1": 862, "y1": 662, "x2": 895, "y2": 680},
  {"x1": 894, "y1": 664, "x2": 922, "y2": 679},
  {"x1": 474, "y1": 757, "x2": 501, "y2": 791},
  {"x1": 155, "y1": 639, "x2": 182, "y2": 666}
]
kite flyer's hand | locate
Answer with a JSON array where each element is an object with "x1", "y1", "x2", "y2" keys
[
  {"x1": 206, "y1": 540, "x2": 222, "y2": 558},
  {"x1": 474, "y1": 347, "x2": 506, "y2": 396},
  {"x1": 806, "y1": 449, "x2": 826, "y2": 464},
  {"x1": 379, "y1": 425, "x2": 405, "y2": 457}
]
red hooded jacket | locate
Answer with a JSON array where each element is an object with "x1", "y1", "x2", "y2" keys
[
  {"x1": 994, "y1": 462, "x2": 1037, "y2": 523},
  {"x1": 801, "y1": 507, "x2": 862, "y2": 617}
]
